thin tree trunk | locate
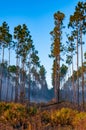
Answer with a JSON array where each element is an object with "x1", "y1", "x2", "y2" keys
[
  {"x1": 56, "y1": 54, "x2": 60, "y2": 103},
  {"x1": 0, "y1": 55, "x2": 2, "y2": 101},
  {"x1": 28, "y1": 73, "x2": 30, "y2": 103},
  {"x1": 72, "y1": 55, "x2": 76, "y2": 103},
  {"x1": 0, "y1": 45, "x2": 4, "y2": 101},
  {"x1": 54, "y1": 59, "x2": 57, "y2": 102},
  {"x1": 8, "y1": 46, "x2": 10, "y2": 66},
  {"x1": 15, "y1": 55, "x2": 19, "y2": 102},
  {"x1": 5, "y1": 77, "x2": 8, "y2": 101},
  {"x1": 2, "y1": 45, "x2": 4, "y2": 63},
  {"x1": 6, "y1": 79, "x2": 8, "y2": 101},
  {"x1": 6, "y1": 47, "x2": 10, "y2": 101},
  {"x1": 11, "y1": 85, "x2": 13, "y2": 101},
  {"x1": 27, "y1": 57, "x2": 31, "y2": 104},
  {"x1": 80, "y1": 27, "x2": 84, "y2": 109},
  {"x1": 0, "y1": 72, "x2": 2, "y2": 101},
  {"x1": 20, "y1": 60, "x2": 25, "y2": 103},
  {"x1": 76, "y1": 30, "x2": 79, "y2": 107}
]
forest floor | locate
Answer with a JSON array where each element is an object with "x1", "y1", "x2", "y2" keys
[
  {"x1": 0, "y1": 101, "x2": 86, "y2": 130},
  {"x1": 38, "y1": 100, "x2": 85, "y2": 112}
]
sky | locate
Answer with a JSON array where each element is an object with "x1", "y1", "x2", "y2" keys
[{"x1": 0, "y1": 0, "x2": 85, "y2": 88}]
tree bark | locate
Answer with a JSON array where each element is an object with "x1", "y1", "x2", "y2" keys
[
  {"x1": 80, "y1": 26, "x2": 84, "y2": 109},
  {"x1": 76, "y1": 29, "x2": 79, "y2": 106},
  {"x1": 15, "y1": 55, "x2": 19, "y2": 102}
]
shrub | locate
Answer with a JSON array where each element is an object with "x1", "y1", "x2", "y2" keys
[
  {"x1": 72, "y1": 112, "x2": 86, "y2": 129},
  {"x1": 27, "y1": 106, "x2": 37, "y2": 116},
  {"x1": 51, "y1": 108, "x2": 78, "y2": 126},
  {"x1": 0, "y1": 102, "x2": 27, "y2": 127},
  {"x1": 0, "y1": 102, "x2": 6, "y2": 114},
  {"x1": 41, "y1": 111, "x2": 51, "y2": 124}
]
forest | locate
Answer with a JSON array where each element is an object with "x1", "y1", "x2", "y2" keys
[{"x1": 0, "y1": 1, "x2": 86, "y2": 130}]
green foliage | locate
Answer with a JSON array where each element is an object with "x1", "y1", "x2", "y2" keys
[
  {"x1": 50, "y1": 108, "x2": 86, "y2": 129},
  {"x1": 0, "y1": 102, "x2": 37, "y2": 128},
  {"x1": 27, "y1": 106, "x2": 37, "y2": 116},
  {"x1": 31, "y1": 50, "x2": 40, "y2": 67},
  {"x1": 41, "y1": 108, "x2": 78, "y2": 126},
  {"x1": 60, "y1": 64, "x2": 68, "y2": 77},
  {"x1": 1, "y1": 102, "x2": 86, "y2": 129},
  {"x1": 8, "y1": 65, "x2": 17, "y2": 73},
  {"x1": 51, "y1": 108, "x2": 78, "y2": 126},
  {"x1": 84, "y1": 52, "x2": 86, "y2": 60},
  {"x1": 0, "y1": 103, "x2": 25, "y2": 124},
  {"x1": 0, "y1": 102, "x2": 6, "y2": 114},
  {"x1": 41, "y1": 111, "x2": 51, "y2": 124},
  {"x1": 39, "y1": 65, "x2": 46, "y2": 80},
  {"x1": 0, "y1": 21, "x2": 12, "y2": 44},
  {"x1": 50, "y1": 10, "x2": 65, "y2": 102}
]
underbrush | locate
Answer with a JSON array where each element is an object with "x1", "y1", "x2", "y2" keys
[
  {"x1": 41, "y1": 107, "x2": 86, "y2": 130},
  {"x1": 0, "y1": 102, "x2": 37, "y2": 129},
  {"x1": 0, "y1": 102, "x2": 86, "y2": 130}
]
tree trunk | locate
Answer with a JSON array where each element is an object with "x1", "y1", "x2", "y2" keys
[
  {"x1": 6, "y1": 77, "x2": 9, "y2": 101},
  {"x1": 20, "y1": 60, "x2": 25, "y2": 103},
  {"x1": 54, "y1": 59, "x2": 57, "y2": 102},
  {"x1": 56, "y1": 55, "x2": 60, "y2": 103},
  {"x1": 8, "y1": 46, "x2": 10, "y2": 66},
  {"x1": 72, "y1": 55, "x2": 76, "y2": 103},
  {"x1": 28, "y1": 73, "x2": 30, "y2": 103},
  {"x1": 2, "y1": 45, "x2": 4, "y2": 63},
  {"x1": 6, "y1": 46, "x2": 11, "y2": 101},
  {"x1": 15, "y1": 55, "x2": 19, "y2": 102},
  {"x1": 11, "y1": 85, "x2": 13, "y2": 101},
  {"x1": 76, "y1": 30, "x2": 79, "y2": 107},
  {"x1": 80, "y1": 27, "x2": 84, "y2": 109},
  {"x1": 0, "y1": 45, "x2": 4, "y2": 101},
  {"x1": 0, "y1": 72, "x2": 2, "y2": 101}
]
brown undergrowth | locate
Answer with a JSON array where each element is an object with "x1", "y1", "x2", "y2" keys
[{"x1": 0, "y1": 101, "x2": 86, "y2": 130}]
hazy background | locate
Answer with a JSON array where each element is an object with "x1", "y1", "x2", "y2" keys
[{"x1": 0, "y1": 0, "x2": 85, "y2": 88}]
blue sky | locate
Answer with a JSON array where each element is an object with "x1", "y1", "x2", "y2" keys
[{"x1": 0, "y1": 0, "x2": 85, "y2": 88}]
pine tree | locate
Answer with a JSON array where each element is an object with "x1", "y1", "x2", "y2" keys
[{"x1": 50, "y1": 11, "x2": 65, "y2": 102}]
